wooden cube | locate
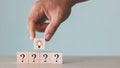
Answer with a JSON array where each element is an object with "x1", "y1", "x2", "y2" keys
[
  {"x1": 39, "y1": 52, "x2": 63, "y2": 64},
  {"x1": 28, "y1": 52, "x2": 40, "y2": 64},
  {"x1": 39, "y1": 52, "x2": 51, "y2": 64},
  {"x1": 17, "y1": 52, "x2": 29, "y2": 64},
  {"x1": 33, "y1": 38, "x2": 45, "y2": 50},
  {"x1": 51, "y1": 53, "x2": 63, "y2": 64}
]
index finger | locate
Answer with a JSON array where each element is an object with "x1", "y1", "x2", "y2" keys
[
  {"x1": 27, "y1": 2, "x2": 44, "y2": 41},
  {"x1": 27, "y1": 20, "x2": 36, "y2": 41}
]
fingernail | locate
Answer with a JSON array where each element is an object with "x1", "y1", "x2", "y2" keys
[
  {"x1": 45, "y1": 34, "x2": 51, "y2": 41},
  {"x1": 30, "y1": 36, "x2": 33, "y2": 41}
]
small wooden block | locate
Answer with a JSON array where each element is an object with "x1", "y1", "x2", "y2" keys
[
  {"x1": 17, "y1": 52, "x2": 29, "y2": 64},
  {"x1": 28, "y1": 52, "x2": 40, "y2": 64},
  {"x1": 39, "y1": 52, "x2": 51, "y2": 64},
  {"x1": 33, "y1": 38, "x2": 45, "y2": 50},
  {"x1": 51, "y1": 53, "x2": 63, "y2": 64}
]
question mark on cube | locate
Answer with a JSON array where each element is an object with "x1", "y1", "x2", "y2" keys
[
  {"x1": 52, "y1": 53, "x2": 63, "y2": 64},
  {"x1": 43, "y1": 54, "x2": 48, "y2": 62},
  {"x1": 32, "y1": 54, "x2": 36, "y2": 62},
  {"x1": 20, "y1": 54, "x2": 25, "y2": 62},
  {"x1": 28, "y1": 52, "x2": 40, "y2": 64},
  {"x1": 17, "y1": 52, "x2": 29, "y2": 63},
  {"x1": 54, "y1": 54, "x2": 59, "y2": 62}
]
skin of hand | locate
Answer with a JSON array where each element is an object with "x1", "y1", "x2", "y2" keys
[{"x1": 27, "y1": 0, "x2": 85, "y2": 41}]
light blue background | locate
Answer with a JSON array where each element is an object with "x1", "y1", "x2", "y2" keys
[{"x1": 0, "y1": 0, "x2": 120, "y2": 56}]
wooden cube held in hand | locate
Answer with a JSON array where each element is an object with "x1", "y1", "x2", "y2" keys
[{"x1": 33, "y1": 38, "x2": 45, "y2": 50}]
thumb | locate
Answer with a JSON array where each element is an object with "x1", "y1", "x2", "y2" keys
[{"x1": 44, "y1": 20, "x2": 61, "y2": 41}]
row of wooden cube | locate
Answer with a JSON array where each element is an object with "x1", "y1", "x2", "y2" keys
[{"x1": 17, "y1": 52, "x2": 62, "y2": 64}]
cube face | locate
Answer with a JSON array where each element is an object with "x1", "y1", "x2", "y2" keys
[
  {"x1": 39, "y1": 52, "x2": 51, "y2": 64},
  {"x1": 28, "y1": 52, "x2": 40, "y2": 64},
  {"x1": 17, "y1": 52, "x2": 29, "y2": 64},
  {"x1": 33, "y1": 38, "x2": 45, "y2": 50},
  {"x1": 51, "y1": 53, "x2": 63, "y2": 64}
]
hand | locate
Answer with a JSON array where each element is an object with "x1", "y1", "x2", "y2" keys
[{"x1": 27, "y1": 0, "x2": 86, "y2": 41}]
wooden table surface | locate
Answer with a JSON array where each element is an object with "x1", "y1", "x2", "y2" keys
[{"x1": 0, "y1": 56, "x2": 120, "y2": 68}]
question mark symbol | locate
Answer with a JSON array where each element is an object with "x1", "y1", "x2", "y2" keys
[
  {"x1": 43, "y1": 54, "x2": 48, "y2": 62},
  {"x1": 32, "y1": 54, "x2": 37, "y2": 62},
  {"x1": 54, "y1": 54, "x2": 59, "y2": 62},
  {"x1": 20, "y1": 54, "x2": 25, "y2": 62}
]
